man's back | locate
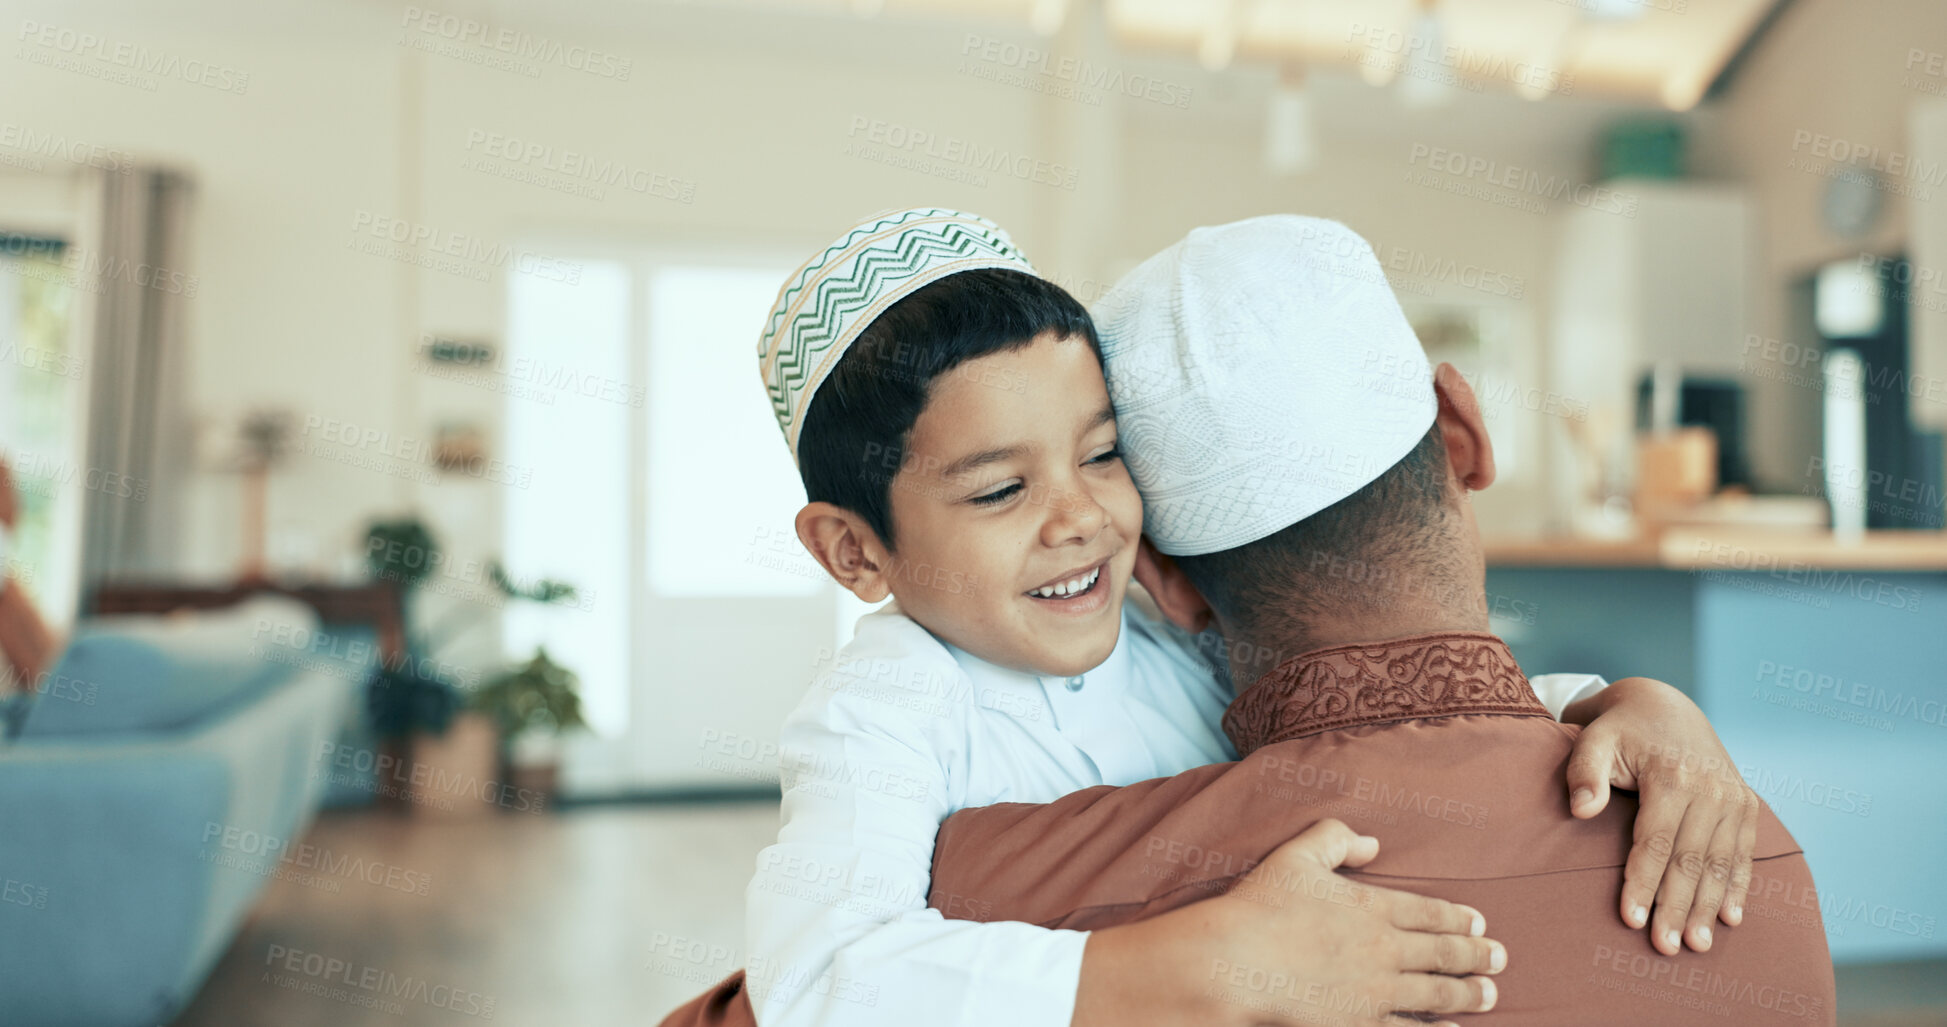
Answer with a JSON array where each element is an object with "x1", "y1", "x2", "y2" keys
[{"x1": 930, "y1": 633, "x2": 1836, "y2": 1025}]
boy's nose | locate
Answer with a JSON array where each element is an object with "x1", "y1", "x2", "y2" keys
[{"x1": 1038, "y1": 483, "x2": 1108, "y2": 548}]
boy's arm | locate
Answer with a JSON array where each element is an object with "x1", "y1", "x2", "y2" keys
[
  {"x1": 746, "y1": 686, "x2": 1498, "y2": 1027},
  {"x1": 744, "y1": 691, "x2": 1091, "y2": 1027},
  {"x1": 1560, "y1": 676, "x2": 1762, "y2": 957}
]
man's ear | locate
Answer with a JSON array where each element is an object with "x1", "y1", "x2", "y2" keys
[
  {"x1": 1432, "y1": 362, "x2": 1496, "y2": 492},
  {"x1": 795, "y1": 502, "x2": 893, "y2": 603},
  {"x1": 1133, "y1": 536, "x2": 1214, "y2": 634}
]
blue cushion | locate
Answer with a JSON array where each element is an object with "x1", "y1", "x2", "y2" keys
[{"x1": 19, "y1": 595, "x2": 320, "y2": 737}]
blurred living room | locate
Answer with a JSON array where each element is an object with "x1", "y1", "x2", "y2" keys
[{"x1": 2, "y1": 0, "x2": 1945, "y2": 1024}]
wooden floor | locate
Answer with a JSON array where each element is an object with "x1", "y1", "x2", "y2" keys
[
  {"x1": 171, "y1": 804, "x2": 1947, "y2": 1026},
  {"x1": 171, "y1": 803, "x2": 779, "y2": 1026}
]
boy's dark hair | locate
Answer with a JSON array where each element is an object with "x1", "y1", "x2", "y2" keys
[
  {"x1": 1173, "y1": 425, "x2": 1459, "y2": 648},
  {"x1": 797, "y1": 268, "x2": 1098, "y2": 547}
]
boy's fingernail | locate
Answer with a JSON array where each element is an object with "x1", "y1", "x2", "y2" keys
[
  {"x1": 1696, "y1": 926, "x2": 1712, "y2": 948},
  {"x1": 1727, "y1": 904, "x2": 1742, "y2": 924},
  {"x1": 1470, "y1": 911, "x2": 1486, "y2": 937},
  {"x1": 1573, "y1": 787, "x2": 1595, "y2": 808},
  {"x1": 1663, "y1": 929, "x2": 1681, "y2": 951},
  {"x1": 1477, "y1": 977, "x2": 1498, "y2": 1011},
  {"x1": 1489, "y1": 942, "x2": 1507, "y2": 972},
  {"x1": 1628, "y1": 905, "x2": 1648, "y2": 927}
]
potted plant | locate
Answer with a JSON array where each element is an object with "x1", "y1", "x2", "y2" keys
[
  {"x1": 470, "y1": 646, "x2": 586, "y2": 807},
  {"x1": 361, "y1": 516, "x2": 579, "y2": 814}
]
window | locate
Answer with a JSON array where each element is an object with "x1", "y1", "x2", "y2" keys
[
  {"x1": 644, "y1": 266, "x2": 818, "y2": 598},
  {"x1": 0, "y1": 235, "x2": 85, "y2": 622},
  {"x1": 503, "y1": 259, "x2": 634, "y2": 737},
  {"x1": 506, "y1": 249, "x2": 853, "y2": 788}
]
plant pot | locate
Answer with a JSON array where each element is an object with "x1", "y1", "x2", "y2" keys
[
  {"x1": 499, "y1": 731, "x2": 564, "y2": 812},
  {"x1": 401, "y1": 712, "x2": 500, "y2": 817}
]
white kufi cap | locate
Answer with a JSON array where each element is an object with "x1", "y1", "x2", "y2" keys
[{"x1": 1093, "y1": 215, "x2": 1437, "y2": 556}]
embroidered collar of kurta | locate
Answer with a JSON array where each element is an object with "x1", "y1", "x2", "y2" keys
[{"x1": 1222, "y1": 631, "x2": 1551, "y2": 756}]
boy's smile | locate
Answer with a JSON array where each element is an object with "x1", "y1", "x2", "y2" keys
[{"x1": 883, "y1": 331, "x2": 1141, "y2": 677}]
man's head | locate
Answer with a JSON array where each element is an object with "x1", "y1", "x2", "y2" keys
[
  {"x1": 765, "y1": 213, "x2": 1140, "y2": 677},
  {"x1": 1141, "y1": 363, "x2": 1500, "y2": 682},
  {"x1": 1091, "y1": 215, "x2": 1500, "y2": 681}
]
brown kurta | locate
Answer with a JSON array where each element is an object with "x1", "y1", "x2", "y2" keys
[{"x1": 661, "y1": 631, "x2": 1835, "y2": 1027}]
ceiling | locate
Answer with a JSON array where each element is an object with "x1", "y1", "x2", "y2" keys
[{"x1": 771, "y1": 0, "x2": 1784, "y2": 109}]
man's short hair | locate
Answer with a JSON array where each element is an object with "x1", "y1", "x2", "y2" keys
[
  {"x1": 1174, "y1": 425, "x2": 1458, "y2": 649},
  {"x1": 797, "y1": 268, "x2": 1098, "y2": 547}
]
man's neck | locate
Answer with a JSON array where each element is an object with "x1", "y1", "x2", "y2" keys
[{"x1": 1221, "y1": 600, "x2": 1492, "y2": 690}]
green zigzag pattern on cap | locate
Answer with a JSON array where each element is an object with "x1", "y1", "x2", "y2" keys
[
  {"x1": 762, "y1": 214, "x2": 1023, "y2": 437},
  {"x1": 759, "y1": 207, "x2": 966, "y2": 361}
]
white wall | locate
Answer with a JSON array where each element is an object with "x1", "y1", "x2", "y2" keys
[{"x1": 1, "y1": 0, "x2": 1653, "y2": 660}]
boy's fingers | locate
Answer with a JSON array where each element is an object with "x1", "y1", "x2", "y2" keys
[
  {"x1": 1391, "y1": 973, "x2": 1498, "y2": 1015},
  {"x1": 1275, "y1": 818, "x2": 1378, "y2": 872},
  {"x1": 1382, "y1": 889, "x2": 1487, "y2": 938},
  {"x1": 1619, "y1": 785, "x2": 1685, "y2": 931},
  {"x1": 1649, "y1": 806, "x2": 1719, "y2": 955},
  {"x1": 1722, "y1": 805, "x2": 1758, "y2": 926},
  {"x1": 1394, "y1": 932, "x2": 1507, "y2": 976},
  {"x1": 1565, "y1": 732, "x2": 1617, "y2": 818},
  {"x1": 1683, "y1": 811, "x2": 1743, "y2": 951}
]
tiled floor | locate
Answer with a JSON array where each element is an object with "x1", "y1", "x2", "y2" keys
[{"x1": 172, "y1": 804, "x2": 1947, "y2": 1026}]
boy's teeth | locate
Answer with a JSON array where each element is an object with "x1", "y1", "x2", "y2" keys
[{"x1": 1032, "y1": 566, "x2": 1100, "y2": 599}]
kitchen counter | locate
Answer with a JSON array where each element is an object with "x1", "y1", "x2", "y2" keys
[
  {"x1": 1485, "y1": 528, "x2": 1947, "y2": 571},
  {"x1": 1481, "y1": 541, "x2": 1946, "y2": 964}
]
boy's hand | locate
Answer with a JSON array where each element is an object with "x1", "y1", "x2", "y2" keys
[
  {"x1": 1077, "y1": 819, "x2": 1504, "y2": 1027},
  {"x1": 1561, "y1": 677, "x2": 1760, "y2": 957}
]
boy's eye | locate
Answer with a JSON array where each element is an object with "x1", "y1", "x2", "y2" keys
[
  {"x1": 1087, "y1": 446, "x2": 1122, "y2": 465},
  {"x1": 969, "y1": 482, "x2": 1022, "y2": 506}
]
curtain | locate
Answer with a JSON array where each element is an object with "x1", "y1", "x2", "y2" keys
[{"x1": 76, "y1": 166, "x2": 194, "y2": 596}]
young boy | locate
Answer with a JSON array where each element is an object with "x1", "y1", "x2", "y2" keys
[{"x1": 707, "y1": 208, "x2": 1729, "y2": 1027}]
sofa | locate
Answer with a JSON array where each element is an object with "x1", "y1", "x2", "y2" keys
[{"x1": 0, "y1": 594, "x2": 365, "y2": 1027}]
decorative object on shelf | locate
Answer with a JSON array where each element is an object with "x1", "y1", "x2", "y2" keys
[
  {"x1": 431, "y1": 422, "x2": 488, "y2": 472},
  {"x1": 471, "y1": 646, "x2": 586, "y2": 803},
  {"x1": 207, "y1": 408, "x2": 296, "y2": 582},
  {"x1": 422, "y1": 335, "x2": 496, "y2": 366}
]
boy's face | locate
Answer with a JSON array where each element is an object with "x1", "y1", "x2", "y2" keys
[{"x1": 882, "y1": 331, "x2": 1142, "y2": 677}]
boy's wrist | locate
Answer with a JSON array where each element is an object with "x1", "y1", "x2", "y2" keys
[
  {"x1": 1562, "y1": 675, "x2": 1666, "y2": 725},
  {"x1": 1074, "y1": 904, "x2": 1246, "y2": 1027}
]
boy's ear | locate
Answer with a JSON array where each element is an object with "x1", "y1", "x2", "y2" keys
[
  {"x1": 796, "y1": 502, "x2": 893, "y2": 603},
  {"x1": 1133, "y1": 536, "x2": 1214, "y2": 634}
]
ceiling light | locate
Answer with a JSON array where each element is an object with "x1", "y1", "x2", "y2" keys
[
  {"x1": 1265, "y1": 69, "x2": 1318, "y2": 175},
  {"x1": 1396, "y1": 8, "x2": 1455, "y2": 109},
  {"x1": 1661, "y1": 74, "x2": 1706, "y2": 110},
  {"x1": 1198, "y1": 0, "x2": 1239, "y2": 71},
  {"x1": 1198, "y1": 30, "x2": 1236, "y2": 71},
  {"x1": 1030, "y1": 0, "x2": 1068, "y2": 37},
  {"x1": 1579, "y1": 0, "x2": 1648, "y2": 22}
]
